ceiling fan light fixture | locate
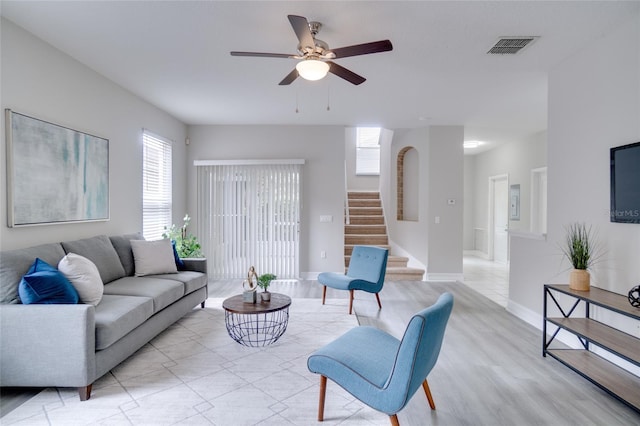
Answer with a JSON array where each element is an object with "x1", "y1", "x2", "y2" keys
[{"x1": 296, "y1": 59, "x2": 329, "y2": 81}]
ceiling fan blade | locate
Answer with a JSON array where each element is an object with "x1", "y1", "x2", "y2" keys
[
  {"x1": 327, "y1": 61, "x2": 366, "y2": 85},
  {"x1": 288, "y1": 15, "x2": 315, "y2": 50},
  {"x1": 278, "y1": 69, "x2": 299, "y2": 85},
  {"x1": 331, "y1": 40, "x2": 393, "y2": 59},
  {"x1": 230, "y1": 51, "x2": 293, "y2": 59}
]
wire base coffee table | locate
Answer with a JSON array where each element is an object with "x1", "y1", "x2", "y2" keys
[{"x1": 222, "y1": 293, "x2": 292, "y2": 347}]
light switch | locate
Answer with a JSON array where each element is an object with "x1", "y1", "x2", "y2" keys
[
  {"x1": 320, "y1": 215, "x2": 333, "y2": 223},
  {"x1": 435, "y1": 216, "x2": 440, "y2": 224}
]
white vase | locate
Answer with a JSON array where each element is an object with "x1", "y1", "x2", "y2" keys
[{"x1": 261, "y1": 292, "x2": 271, "y2": 302}]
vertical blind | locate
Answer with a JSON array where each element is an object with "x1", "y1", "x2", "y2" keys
[
  {"x1": 196, "y1": 161, "x2": 303, "y2": 280},
  {"x1": 142, "y1": 130, "x2": 172, "y2": 240}
]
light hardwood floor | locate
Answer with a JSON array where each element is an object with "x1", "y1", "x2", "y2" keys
[
  {"x1": 227, "y1": 278, "x2": 640, "y2": 425},
  {"x1": 3, "y1": 278, "x2": 640, "y2": 425}
]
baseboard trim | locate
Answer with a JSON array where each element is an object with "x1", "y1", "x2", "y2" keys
[{"x1": 506, "y1": 299, "x2": 541, "y2": 330}]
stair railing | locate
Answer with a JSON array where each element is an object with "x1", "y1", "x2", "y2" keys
[{"x1": 344, "y1": 161, "x2": 350, "y2": 225}]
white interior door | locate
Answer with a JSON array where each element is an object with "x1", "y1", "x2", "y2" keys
[{"x1": 491, "y1": 176, "x2": 509, "y2": 264}]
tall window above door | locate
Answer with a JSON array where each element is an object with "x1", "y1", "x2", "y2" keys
[
  {"x1": 356, "y1": 127, "x2": 381, "y2": 175},
  {"x1": 142, "y1": 130, "x2": 172, "y2": 240}
]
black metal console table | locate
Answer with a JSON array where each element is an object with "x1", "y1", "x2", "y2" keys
[{"x1": 543, "y1": 284, "x2": 640, "y2": 412}]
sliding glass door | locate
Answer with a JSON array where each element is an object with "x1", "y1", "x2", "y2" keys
[{"x1": 196, "y1": 161, "x2": 303, "y2": 279}]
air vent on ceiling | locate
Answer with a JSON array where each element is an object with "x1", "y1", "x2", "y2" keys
[{"x1": 487, "y1": 37, "x2": 538, "y2": 55}]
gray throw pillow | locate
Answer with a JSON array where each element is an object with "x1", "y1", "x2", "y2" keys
[{"x1": 130, "y1": 239, "x2": 178, "y2": 276}]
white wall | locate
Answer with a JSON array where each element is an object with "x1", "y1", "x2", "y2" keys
[
  {"x1": 186, "y1": 125, "x2": 345, "y2": 276},
  {"x1": 465, "y1": 130, "x2": 547, "y2": 255},
  {"x1": 427, "y1": 126, "x2": 464, "y2": 277},
  {"x1": 345, "y1": 127, "x2": 379, "y2": 191},
  {"x1": 0, "y1": 19, "x2": 188, "y2": 251},
  {"x1": 387, "y1": 128, "x2": 430, "y2": 267},
  {"x1": 509, "y1": 12, "x2": 640, "y2": 322},
  {"x1": 385, "y1": 126, "x2": 464, "y2": 278}
]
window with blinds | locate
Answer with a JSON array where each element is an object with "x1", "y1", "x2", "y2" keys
[
  {"x1": 142, "y1": 130, "x2": 172, "y2": 240},
  {"x1": 356, "y1": 127, "x2": 381, "y2": 175}
]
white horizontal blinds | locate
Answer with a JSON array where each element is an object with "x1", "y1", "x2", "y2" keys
[
  {"x1": 142, "y1": 130, "x2": 172, "y2": 240},
  {"x1": 356, "y1": 127, "x2": 382, "y2": 175},
  {"x1": 197, "y1": 163, "x2": 301, "y2": 279}
]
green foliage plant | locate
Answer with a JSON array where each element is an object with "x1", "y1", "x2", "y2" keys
[
  {"x1": 561, "y1": 222, "x2": 596, "y2": 270},
  {"x1": 162, "y1": 214, "x2": 203, "y2": 258},
  {"x1": 258, "y1": 273, "x2": 277, "y2": 292}
]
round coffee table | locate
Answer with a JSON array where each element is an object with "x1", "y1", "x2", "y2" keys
[{"x1": 222, "y1": 293, "x2": 292, "y2": 347}]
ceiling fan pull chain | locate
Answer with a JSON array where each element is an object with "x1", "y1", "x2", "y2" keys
[
  {"x1": 326, "y1": 83, "x2": 331, "y2": 112},
  {"x1": 295, "y1": 86, "x2": 299, "y2": 113}
]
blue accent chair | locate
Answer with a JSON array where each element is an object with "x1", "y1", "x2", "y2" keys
[
  {"x1": 318, "y1": 245, "x2": 388, "y2": 314},
  {"x1": 307, "y1": 292, "x2": 454, "y2": 425}
]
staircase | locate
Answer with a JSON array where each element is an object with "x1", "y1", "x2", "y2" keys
[{"x1": 345, "y1": 191, "x2": 425, "y2": 281}]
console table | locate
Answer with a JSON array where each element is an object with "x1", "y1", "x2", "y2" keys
[
  {"x1": 222, "y1": 293, "x2": 291, "y2": 347},
  {"x1": 543, "y1": 284, "x2": 640, "y2": 412}
]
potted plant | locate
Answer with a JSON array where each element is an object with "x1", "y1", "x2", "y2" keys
[
  {"x1": 561, "y1": 222, "x2": 598, "y2": 291},
  {"x1": 162, "y1": 214, "x2": 203, "y2": 258},
  {"x1": 258, "y1": 273, "x2": 277, "y2": 301}
]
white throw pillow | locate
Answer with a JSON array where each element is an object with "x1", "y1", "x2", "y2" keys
[
  {"x1": 130, "y1": 239, "x2": 178, "y2": 276},
  {"x1": 58, "y1": 253, "x2": 104, "y2": 306}
]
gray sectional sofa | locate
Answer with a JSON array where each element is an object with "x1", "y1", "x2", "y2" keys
[{"x1": 0, "y1": 233, "x2": 208, "y2": 400}]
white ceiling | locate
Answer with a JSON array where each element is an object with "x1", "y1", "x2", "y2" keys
[{"x1": 2, "y1": 1, "x2": 639, "y2": 153}]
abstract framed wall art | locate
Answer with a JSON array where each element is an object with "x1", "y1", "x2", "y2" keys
[{"x1": 5, "y1": 109, "x2": 109, "y2": 227}]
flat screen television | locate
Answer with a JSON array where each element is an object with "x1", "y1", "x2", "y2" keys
[{"x1": 610, "y1": 141, "x2": 640, "y2": 223}]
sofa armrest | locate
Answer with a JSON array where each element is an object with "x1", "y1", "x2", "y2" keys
[
  {"x1": 182, "y1": 257, "x2": 207, "y2": 274},
  {"x1": 0, "y1": 304, "x2": 96, "y2": 387}
]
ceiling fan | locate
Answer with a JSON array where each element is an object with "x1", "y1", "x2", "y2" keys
[{"x1": 230, "y1": 15, "x2": 393, "y2": 86}]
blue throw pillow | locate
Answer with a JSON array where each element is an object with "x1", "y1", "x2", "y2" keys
[
  {"x1": 171, "y1": 240, "x2": 185, "y2": 270},
  {"x1": 18, "y1": 258, "x2": 80, "y2": 304}
]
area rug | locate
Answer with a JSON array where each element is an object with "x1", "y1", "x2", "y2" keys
[{"x1": 1, "y1": 298, "x2": 382, "y2": 426}]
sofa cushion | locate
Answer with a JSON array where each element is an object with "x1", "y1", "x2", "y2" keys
[
  {"x1": 61, "y1": 235, "x2": 125, "y2": 284},
  {"x1": 109, "y1": 233, "x2": 145, "y2": 277},
  {"x1": 18, "y1": 258, "x2": 80, "y2": 305},
  {"x1": 94, "y1": 294, "x2": 154, "y2": 350},
  {"x1": 130, "y1": 239, "x2": 178, "y2": 276},
  {"x1": 147, "y1": 271, "x2": 207, "y2": 295},
  {"x1": 0, "y1": 242, "x2": 66, "y2": 304},
  {"x1": 103, "y1": 276, "x2": 184, "y2": 312},
  {"x1": 58, "y1": 253, "x2": 104, "y2": 306}
]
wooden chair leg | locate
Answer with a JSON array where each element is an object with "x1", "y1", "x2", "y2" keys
[
  {"x1": 423, "y1": 379, "x2": 436, "y2": 410},
  {"x1": 318, "y1": 375, "x2": 327, "y2": 421},
  {"x1": 389, "y1": 414, "x2": 400, "y2": 426},
  {"x1": 349, "y1": 289, "x2": 354, "y2": 314},
  {"x1": 322, "y1": 286, "x2": 327, "y2": 305},
  {"x1": 78, "y1": 384, "x2": 92, "y2": 401},
  {"x1": 375, "y1": 292, "x2": 382, "y2": 309}
]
